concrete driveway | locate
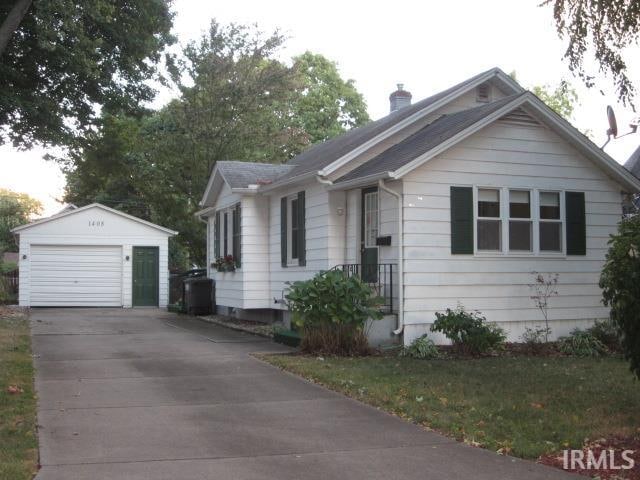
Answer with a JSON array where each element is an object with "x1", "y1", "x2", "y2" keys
[{"x1": 31, "y1": 308, "x2": 576, "y2": 479}]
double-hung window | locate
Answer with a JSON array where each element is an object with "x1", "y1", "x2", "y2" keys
[
  {"x1": 539, "y1": 192, "x2": 562, "y2": 252},
  {"x1": 213, "y1": 203, "x2": 241, "y2": 267},
  {"x1": 280, "y1": 191, "x2": 306, "y2": 267},
  {"x1": 477, "y1": 188, "x2": 501, "y2": 251},
  {"x1": 509, "y1": 190, "x2": 532, "y2": 252}
]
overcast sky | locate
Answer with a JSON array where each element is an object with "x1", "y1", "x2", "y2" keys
[{"x1": 2, "y1": 0, "x2": 639, "y2": 216}]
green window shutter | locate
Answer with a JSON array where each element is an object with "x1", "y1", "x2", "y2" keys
[
  {"x1": 297, "y1": 191, "x2": 306, "y2": 266},
  {"x1": 450, "y1": 186, "x2": 474, "y2": 254},
  {"x1": 281, "y1": 197, "x2": 287, "y2": 268},
  {"x1": 566, "y1": 191, "x2": 586, "y2": 255},
  {"x1": 232, "y1": 204, "x2": 241, "y2": 267},
  {"x1": 214, "y1": 211, "x2": 220, "y2": 259}
]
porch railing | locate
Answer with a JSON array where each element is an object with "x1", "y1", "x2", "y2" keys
[{"x1": 332, "y1": 263, "x2": 396, "y2": 314}]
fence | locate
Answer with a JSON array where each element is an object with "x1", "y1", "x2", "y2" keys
[{"x1": 0, "y1": 270, "x2": 18, "y2": 304}]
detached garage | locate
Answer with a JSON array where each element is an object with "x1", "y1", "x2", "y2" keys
[{"x1": 12, "y1": 203, "x2": 176, "y2": 308}]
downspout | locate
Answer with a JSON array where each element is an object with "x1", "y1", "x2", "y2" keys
[{"x1": 378, "y1": 179, "x2": 404, "y2": 335}]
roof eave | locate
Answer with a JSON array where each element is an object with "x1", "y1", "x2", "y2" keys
[
  {"x1": 327, "y1": 172, "x2": 392, "y2": 190},
  {"x1": 258, "y1": 171, "x2": 317, "y2": 193},
  {"x1": 199, "y1": 164, "x2": 222, "y2": 207},
  {"x1": 231, "y1": 185, "x2": 260, "y2": 194}
]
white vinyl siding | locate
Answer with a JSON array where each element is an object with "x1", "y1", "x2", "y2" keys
[
  {"x1": 401, "y1": 120, "x2": 623, "y2": 345},
  {"x1": 268, "y1": 181, "x2": 344, "y2": 308},
  {"x1": 207, "y1": 183, "x2": 243, "y2": 308},
  {"x1": 207, "y1": 185, "x2": 270, "y2": 310},
  {"x1": 30, "y1": 245, "x2": 123, "y2": 307}
]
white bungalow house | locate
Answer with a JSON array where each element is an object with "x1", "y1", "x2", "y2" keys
[{"x1": 196, "y1": 67, "x2": 640, "y2": 346}]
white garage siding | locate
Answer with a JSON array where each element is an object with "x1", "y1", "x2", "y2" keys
[
  {"x1": 30, "y1": 245, "x2": 123, "y2": 307},
  {"x1": 401, "y1": 119, "x2": 623, "y2": 345}
]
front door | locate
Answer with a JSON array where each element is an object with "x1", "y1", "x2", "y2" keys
[
  {"x1": 360, "y1": 187, "x2": 379, "y2": 283},
  {"x1": 132, "y1": 246, "x2": 159, "y2": 307}
]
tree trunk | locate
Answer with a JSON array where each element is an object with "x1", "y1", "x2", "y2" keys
[{"x1": 0, "y1": 0, "x2": 33, "y2": 57}]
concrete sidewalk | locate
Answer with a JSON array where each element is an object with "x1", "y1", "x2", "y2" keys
[{"x1": 32, "y1": 308, "x2": 576, "y2": 479}]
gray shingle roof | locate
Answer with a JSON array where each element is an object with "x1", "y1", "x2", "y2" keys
[
  {"x1": 336, "y1": 94, "x2": 523, "y2": 183},
  {"x1": 273, "y1": 68, "x2": 508, "y2": 184},
  {"x1": 625, "y1": 145, "x2": 640, "y2": 179},
  {"x1": 216, "y1": 161, "x2": 294, "y2": 189}
]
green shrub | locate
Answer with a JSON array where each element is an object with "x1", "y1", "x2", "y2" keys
[
  {"x1": 430, "y1": 305, "x2": 506, "y2": 355},
  {"x1": 587, "y1": 319, "x2": 621, "y2": 352},
  {"x1": 558, "y1": 329, "x2": 608, "y2": 357},
  {"x1": 401, "y1": 334, "x2": 440, "y2": 359},
  {"x1": 285, "y1": 270, "x2": 382, "y2": 355},
  {"x1": 599, "y1": 215, "x2": 640, "y2": 378}
]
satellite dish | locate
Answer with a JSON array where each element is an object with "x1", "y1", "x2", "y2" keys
[
  {"x1": 607, "y1": 105, "x2": 618, "y2": 137},
  {"x1": 600, "y1": 105, "x2": 638, "y2": 149}
]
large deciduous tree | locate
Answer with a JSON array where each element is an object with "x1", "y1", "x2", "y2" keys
[
  {"x1": 509, "y1": 71, "x2": 579, "y2": 121},
  {"x1": 291, "y1": 52, "x2": 369, "y2": 144},
  {"x1": 0, "y1": 188, "x2": 41, "y2": 253},
  {"x1": 543, "y1": 0, "x2": 640, "y2": 107},
  {"x1": 62, "y1": 21, "x2": 370, "y2": 268},
  {"x1": 0, "y1": 0, "x2": 175, "y2": 149},
  {"x1": 531, "y1": 81, "x2": 579, "y2": 121}
]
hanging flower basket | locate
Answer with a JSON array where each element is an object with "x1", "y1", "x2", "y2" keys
[{"x1": 212, "y1": 255, "x2": 236, "y2": 272}]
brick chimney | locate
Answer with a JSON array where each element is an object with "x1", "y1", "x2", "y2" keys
[{"x1": 389, "y1": 83, "x2": 412, "y2": 113}]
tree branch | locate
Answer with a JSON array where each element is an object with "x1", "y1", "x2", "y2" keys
[{"x1": 0, "y1": 0, "x2": 33, "y2": 57}]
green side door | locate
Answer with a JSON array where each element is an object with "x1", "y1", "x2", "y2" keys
[
  {"x1": 361, "y1": 187, "x2": 379, "y2": 283},
  {"x1": 132, "y1": 246, "x2": 159, "y2": 307}
]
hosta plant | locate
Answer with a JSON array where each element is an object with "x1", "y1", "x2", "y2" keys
[{"x1": 285, "y1": 270, "x2": 382, "y2": 355}]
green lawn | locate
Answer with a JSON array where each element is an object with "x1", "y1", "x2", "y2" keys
[
  {"x1": 263, "y1": 354, "x2": 640, "y2": 459},
  {"x1": 0, "y1": 310, "x2": 38, "y2": 480}
]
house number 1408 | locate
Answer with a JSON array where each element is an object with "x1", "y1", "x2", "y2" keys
[{"x1": 88, "y1": 220, "x2": 104, "y2": 227}]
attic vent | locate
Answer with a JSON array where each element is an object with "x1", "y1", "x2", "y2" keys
[
  {"x1": 476, "y1": 83, "x2": 491, "y2": 103},
  {"x1": 499, "y1": 107, "x2": 541, "y2": 127}
]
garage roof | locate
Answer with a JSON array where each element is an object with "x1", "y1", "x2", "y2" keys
[{"x1": 11, "y1": 203, "x2": 178, "y2": 235}]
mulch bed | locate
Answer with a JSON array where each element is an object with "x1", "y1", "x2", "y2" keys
[
  {"x1": 0, "y1": 305, "x2": 27, "y2": 318},
  {"x1": 199, "y1": 314, "x2": 280, "y2": 338},
  {"x1": 539, "y1": 436, "x2": 640, "y2": 479}
]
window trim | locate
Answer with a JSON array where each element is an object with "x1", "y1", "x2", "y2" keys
[{"x1": 472, "y1": 186, "x2": 567, "y2": 257}]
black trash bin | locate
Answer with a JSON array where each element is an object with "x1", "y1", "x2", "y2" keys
[{"x1": 183, "y1": 277, "x2": 214, "y2": 315}]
